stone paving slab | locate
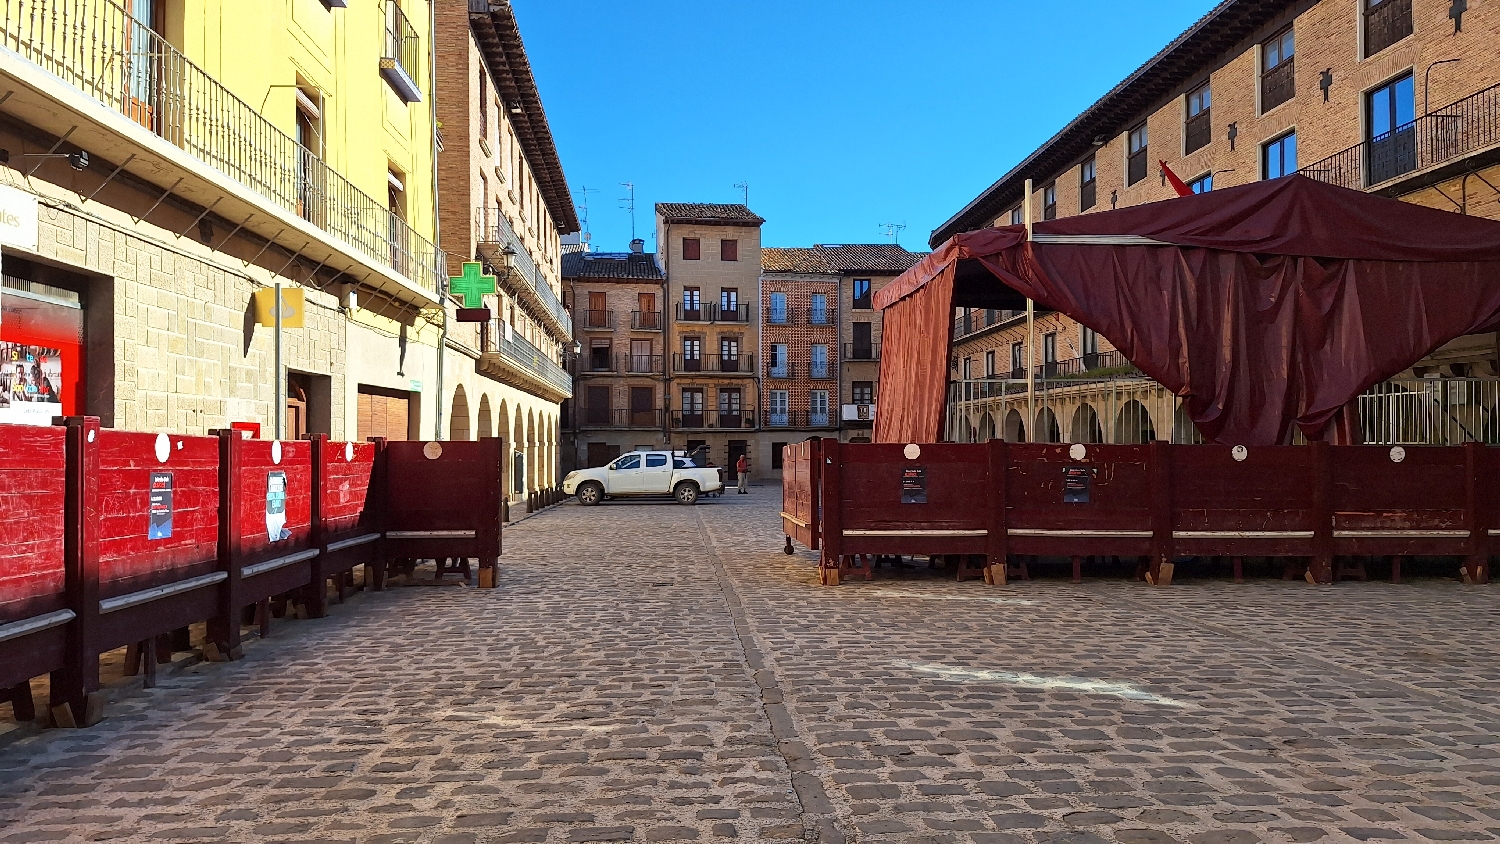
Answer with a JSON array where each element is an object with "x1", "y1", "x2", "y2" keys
[{"x1": 0, "y1": 492, "x2": 1497, "y2": 844}]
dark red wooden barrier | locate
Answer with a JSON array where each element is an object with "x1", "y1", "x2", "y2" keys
[
  {"x1": 0, "y1": 423, "x2": 68, "y2": 723},
  {"x1": 383, "y1": 438, "x2": 504, "y2": 588},
  {"x1": 798, "y1": 440, "x2": 1498, "y2": 587},
  {"x1": 310, "y1": 437, "x2": 383, "y2": 613},
  {"x1": 780, "y1": 439, "x2": 821, "y2": 554}
]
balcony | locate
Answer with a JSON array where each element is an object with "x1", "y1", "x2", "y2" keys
[
  {"x1": 477, "y1": 320, "x2": 573, "y2": 403},
  {"x1": 674, "y1": 303, "x2": 751, "y2": 323},
  {"x1": 1299, "y1": 83, "x2": 1500, "y2": 194},
  {"x1": 716, "y1": 303, "x2": 751, "y2": 323},
  {"x1": 579, "y1": 310, "x2": 615, "y2": 331},
  {"x1": 631, "y1": 310, "x2": 663, "y2": 331},
  {"x1": 672, "y1": 410, "x2": 757, "y2": 430},
  {"x1": 810, "y1": 362, "x2": 833, "y2": 380},
  {"x1": 767, "y1": 307, "x2": 791, "y2": 325},
  {"x1": 767, "y1": 361, "x2": 793, "y2": 379},
  {"x1": 765, "y1": 411, "x2": 837, "y2": 429},
  {"x1": 673, "y1": 354, "x2": 756, "y2": 374},
  {"x1": 842, "y1": 403, "x2": 877, "y2": 424},
  {"x1": 476, "y1": 210, "x2": 571, "y2": 340},
  {"x1": 381, "y1": 0, "x2": 422, "y2": 102},
  {"x1": 0, "y1": 0, "x2": 442, "y2": 303},
  {"x1": 953, "y1": 309, "x2": 1017, "y2": 339},
  {"x1": 844, "y1": 343, "x2": 881, "y2": 362},
  {"x1": 574, "y1": 353, "x2": 662, "y2": 375},
  {"x1": 577, "y1": 407, "x2": 663, "y2": 430},
  {"x1": 676, "y1": 303, "x2": 710, "y2": 323},
  {"x1": 1364, "y1": 0, "x2": 1412, "y2": 57}
]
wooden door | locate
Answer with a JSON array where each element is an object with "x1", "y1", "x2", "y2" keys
[{"x1": 357, "y1": 388, "x2": 410, "y2": 441}]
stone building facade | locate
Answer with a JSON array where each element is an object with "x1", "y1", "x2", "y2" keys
[{"x1": 939, "y1": 0, "x2": 1500, "y2": 444}]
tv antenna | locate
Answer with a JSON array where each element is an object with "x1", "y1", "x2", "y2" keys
[
  {"x1": 575, "y1": 185, "x2": 599, "y2": 244},
  {"x1": 734, "y1": 181, "x2": 749, "y2": 205},
  {"x1": 879, "y1": 222, "x2": 907, "y2": 244},
  {"x1": 619, "y1": 181, "x2": 636, "y2": 240}
]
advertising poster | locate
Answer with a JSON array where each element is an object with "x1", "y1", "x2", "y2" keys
[
  {"x1": 0, "y1": 343, "x2": 64, "y2": 426},
  {"x1": 266, "y1": 470, "x2": 289, "y2": 541},
  {"x1": 901, "y1": 466, "x2": 928, "y2": 504},
  {"x1": 148, "y1": 471, "x2": 173, "y2": 540},
  {"x1": 1063, "y1": 465, "x2": 1094, "y2": 504}
]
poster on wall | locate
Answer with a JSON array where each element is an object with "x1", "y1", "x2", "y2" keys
[
  {"x1": 266, "y1": 471, "x2": 290, "y2": 541},
  {"x1": 1063, "y1": 465, "x2": 1094, "y2": 504},
  {"x1": 148, "y1": 472, "x2": 174, "y2": 540},
  {"x1": 0, "y1": 343, "x2": 64, "y2": 426}
]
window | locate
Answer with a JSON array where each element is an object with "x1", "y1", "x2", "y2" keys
[
  {"x1": 769, "y1": 292, "x2": 787, "y2": 324},
  {"x1": 680, "y1": 388, "x2": 705, "y2": 424},
  {"x1": 810, "y1": 391, "x2": 830, "y2": 425},
  {"x1": 629, "y1": 339, "x2": 653, "y2": 373},
  {"x1": 1367, "y1": 73, "x2": 1416, "y2": 184},
  {"x1": 1081, "y1": 326, "x2": 1098, "y2": 357},
  {"x1": 852, "y1": 322, "x2": 873, "y2": 359},
  {"x1": 1043, "y1": 332, "x2": 1057, "y2": 365},
  {"x1": 683, "y1": 237, "x2": 701, "y2": 260},
  {"x1": 1127, "y1": 122, "x2": 1149, "y2": 186},
  {"x1": 720, "y1": 288, "x2": 739, "y2": 320},
  {"x1": 1010, "y1": 342, "x2": 1023, "y2": 376},
  {"x1": 810, "y1": 293, "x2": 828, "y2": 324},
  {"x1": 645, "y1": 454, "x2": 669, "y2": 468},
  {"x1": 962, "y1": 357, "x2": 972, "y2": 380},
  {"x1": 682, "y1": 287, "x2": 702, "y2": 319},
  {"x1": 770, "y1": 343, "x2": 788, "y2": 378},
  {"x1": 1009, "y1": 207, "x2": 1024, "y2": 226},
  {"x1": 853, "y1": 381, "x2": 874, "y2": 405},
  {"x1": 1042, "y1": 183, "x2": 1057, "y2": 220},
  {"x1": 1185, "y1": 82, "x2": 1211, "y2": 154},
  {"x1": 1080, "y1": 157, "x2": 1097, "y2": 211},
  {"x1": 721, "y1": 239, "x2": 738, "y2": 262},
  {"x1": 811, "y1": 344, "x2": 829, "y2": 378},
  {"x1": 769, "y1": 390, "x2": 789, "y2": 425},
  {"x1": 852, "y1": 279, "x2": 871, "y2": 309},
  {"x1": 478, "y1": 67, "x2": 488, "y2": 134},
  {"x1": 589, "y1": 339, "x2": 612, "y2": 372},
  {"x1": 1365, "y1": 0, "x2": 1412, "y2": 57},
  {"x1": 719, "y1": 388, "x2": 742, "y2": 416},
  {"x1": 1261, "y1": 27, "x2": 1295, "y2": 113},
  {"x1": 1263, "y1": 131, "x2": 1298, "y2": 179},
  {"x1": 1189, "y1": 173, "x2": 1213, "y2": 194},
  {"x1": 720, "y1": 337, "x2": 740, "y2": 368},
  {"x1": 612, "y1": 454, "x2": 641, "y2": 471},
  {"x1": 683, "y1": 336, "x2": 702, "y2": 360}
]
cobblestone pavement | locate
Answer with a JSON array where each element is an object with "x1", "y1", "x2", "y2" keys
[{"x1": 3, "y1": 492, "x2": 1500, "y2": 844}]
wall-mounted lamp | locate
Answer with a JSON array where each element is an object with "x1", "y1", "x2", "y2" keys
[{"x1": 0, "y1": 149, "x2": 89, "y2": 170}]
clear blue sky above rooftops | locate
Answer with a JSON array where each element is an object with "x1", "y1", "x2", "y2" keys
[{"x1": 516, "y1": 0, "x2": 1219, "y2": 253}]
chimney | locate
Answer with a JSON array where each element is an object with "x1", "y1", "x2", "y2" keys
[{"x1": 629, "y1": 238, "x2": 645, "y2": 253}]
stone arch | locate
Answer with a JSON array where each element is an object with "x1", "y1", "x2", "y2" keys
[
  {"x1": 525, "y1": 409, "x2": 537, "y2": 493},
  {"x1": 1004, "y1": 408, "x2": 1027, "y2": 443},
  {"x1": 1035, "y1": 407, "x2": 1061, "y2": 443},
  {"x1": 958, "y1": 415, "x2": 975, "y2": 443},
  {"x1": 450, "y1": 384, "x2": 472, "y2": 442},
  {"x1": 1116, "y1": 400, "x2": 1156, "y2": 444},
  {"x1": 1172, "y1": 404, "x2": 1205, "y2": 444},
  {"x1": 513, "y1": 408, "x2": 525, "y2": 496},
  {"x1": 977, "y1": 412, "x2": 997, "y2": 442},
  {"x1": 1070, "y1": 404, "x2": 1104, "y2": 444},
  {"x1": 477, "y1": 393, "x2": 493, "y2": 439}
]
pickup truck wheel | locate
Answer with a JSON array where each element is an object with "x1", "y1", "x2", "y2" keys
[
  {"x1": 577, "y1": 482, "x2": 604, "y2": 506},
  {"x1": 674, "y1": 481, "x2": 700, "y2": 505}
]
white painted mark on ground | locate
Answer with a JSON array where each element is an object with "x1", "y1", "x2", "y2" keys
[
  {"x1": 896, "y1": 660, "x2": 1189, "y2": 708},
  {"x1": 858, "y1": 588, "x2": 1037, "y2": 606}
]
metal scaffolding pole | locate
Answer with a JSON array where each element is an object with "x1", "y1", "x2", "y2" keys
[{"x1": 1024, "y1": 179, "x2": 1036, "y2": 440}]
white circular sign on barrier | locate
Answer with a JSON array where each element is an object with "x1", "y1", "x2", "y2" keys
[
  {"x1": 1390, "y1": 445, "x2": 1406, "y2": 463},
  {"x1": 903, "y1": 443, "x2": 921, "y2": 460},
  {"x1": 1231, "y1": 445, "x2": 1249, "y2": 462},
  {"x1": 87, "y1": 429, "x2": 95, "y2": 443},
  {"x1": 154, "y1": 433, "x2": 170, "y2": 463},
  {"x1": 272, "y1": 440, "x2": 283, "y2": 465},
  {"x1": 345, "y1": 441, "x2": 355, "y2": 462},
  {"x1": 424, "y1": 441, "x2": 443, "y2": 460},
  {"x1": 1069, "y1": 443, "x2": 1087, "y2": 460}
]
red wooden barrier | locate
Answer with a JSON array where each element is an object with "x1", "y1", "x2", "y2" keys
[
  {"x1": 794, "y1": 440, "x2": 1499, "y2": 587},
  {"x1": 780, "y1": 439, "x2": 821, "y2": 554},
  {"x1": 384, "y1": 438, "x2": 504, "y2": 588},
  {"x1": 0, "y1": 423, "x2": 67, "y2": 722},
  {"x1": 310, "y1": 436, "x2": 383, "y2": 613}
]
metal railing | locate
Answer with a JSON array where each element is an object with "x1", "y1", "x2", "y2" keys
[
  {"x1": 845, "y1": 343, "x2": 880, "y2": 362},
  {"x1": 381, "y1": 0, "x2": 422, "y2": 94},
  {"x1": 481, "y1": 211, "x2": 570, "y2": 336},
  {"x1": 1359, "y1": 378, "x2": 1500, "y2": 445},
  {"x1": 953, "y1": 309, "x2": 1019, "y2": 338},
  {"x1": 810, "y1": 362, "x2": 832, "y2": 380},
  {"x1": 768, "y1": 361, "x2": 792, "y2": 379},
  {"x1": 673, "y1": 354, "x2": 755, "y2": 374},
  {"x1": 579, "y1": 310, "x2": 614, "y2": 330},
  {"x1": 577, "y1": 408, "x2": 663, "y2": 429},
  {"x1": 676, "y1": 303, "x2": 711, "y2": 322},
  {"x1": 768, "y1": 306, "x2": 790, "y2": 325},
  {"x1": 489, "y1": 320, "x2": 572, "y2": 396},
  {"x1": 1299, "y1": 82, "x2": 1500, "y2": 191},
  {"x1": 0, "y1": 0, "x2": 442, "y2": 295},
  {"x1": 631, "y1": 310, "x2": 662, "y2": 331},
  {"x1": 717, "y1": 303, "x2": 752, "y2": 323},
  {"x1": 672, "y1": 410, "x2": 756, "y2": 430}
]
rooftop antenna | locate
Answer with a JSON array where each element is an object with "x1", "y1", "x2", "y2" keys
[
  {"x1": 879, "y1": 222, "x2": 907, "y2": 245},
  {"x1": 575, "y1": 184, "x2": 599, "y2": 244},
  {"x1": 734, "y1": 181, "x2": 749, "y2": 206},
  {"x1": 619, "y1": 181, "x2": 636, "y2": 241}
]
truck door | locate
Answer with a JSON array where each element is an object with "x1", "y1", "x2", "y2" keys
[
  {"x1": 640, "y1": 452, "x2": 673, "y2": 493},
  {"x1": 608, "y1": 452, "x2": 643, "y2": 493}
]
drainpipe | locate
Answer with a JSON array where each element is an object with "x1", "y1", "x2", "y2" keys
[{"x1": 430, "y1": 0, "x2": 446, "y2": 441}]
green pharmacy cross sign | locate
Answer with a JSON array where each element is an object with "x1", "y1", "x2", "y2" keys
[{"x1": 450, "y1": 261, "x2": 497, "y2": 323}]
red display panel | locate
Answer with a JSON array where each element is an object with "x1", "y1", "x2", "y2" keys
[
  {"x1": 0, "y1": 286, "x2": 83, "y2": 424},
  {"x1": 236, "y1": 439, "x2": 313, "y2": 561},
  {"x1": 322, "y1": 441, "x2": 378, "y2": 536},
  {"x1": 96, "y1": 431, "x2": 220, "y2": 593}
]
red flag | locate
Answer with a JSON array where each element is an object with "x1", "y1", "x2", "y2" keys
[{"x1": 1159, "y1": 160, "x2": 1193, "y2": 197}]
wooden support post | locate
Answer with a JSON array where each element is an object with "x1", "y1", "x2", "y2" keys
[
  {"x1": 1147, "y1": 441, "x2": 1174, "y2": 586},
  {"x1": 1392, "y1": 555, "x2": 1404, "y2": 584},
  {"x1": 305, "y1": 435, "x2": 331, "y2": 618},
  {"x1": 51, "y1": 416, "x2": 103, "y2": 728},
  {"x1": 820, "y1": 440, "x2": 843, "y2": 586},
  {"x1": 984, "y1": 439, "x2": 1008, "y2": 586},
  {"x1": 1232, "y1": 556, "x2": 1244, "y2": 584},
  {"x1": 256, "y1": 598, "x2": 272, "y2": 639},
  {"x1": 7, "y1": 681, "x2": 35, "y2": 723},
  {"x1": 139, "y1": 638, "x2": 157, "y2": 688},
  {"x1": 208, "y1": 430, "x2": 244, "y2": 657},
  {"x1": 1308, "y1": 440, "x2": 1334, "y2": 585},
  {"x1": 1070, "y1": 555, "x2": 1083, "y2": 583},
  {"x1": 1463, "y1": 441, "x2": 1488, "y2": 585},
  {"x1": 477, "y1": 436, "x2": 504, "y2": 589}
]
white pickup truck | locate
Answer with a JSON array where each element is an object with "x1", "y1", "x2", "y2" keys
[{"x1": 562, "y1": 451, "x2": 724, "y2": 505}]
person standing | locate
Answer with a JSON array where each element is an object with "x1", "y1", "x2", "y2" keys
[{"x1": 736, "y1": 453, "x2": 749, "y2": 494}]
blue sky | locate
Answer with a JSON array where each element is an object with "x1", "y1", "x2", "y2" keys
[{"x1": 515, "y1": 1, "x2": 1219, "y2": 253}]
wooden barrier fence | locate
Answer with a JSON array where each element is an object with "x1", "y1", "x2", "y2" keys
[
  {"x1": 784, "y1": 439, "x2": 1494, "y2": 587},
  {"x1": 0, "y1": 418, "x2": 506, "y2": 728}
]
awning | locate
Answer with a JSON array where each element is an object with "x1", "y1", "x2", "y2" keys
[{"x1": 875, "y1": 176, "x2": 1500, "y2": 446}]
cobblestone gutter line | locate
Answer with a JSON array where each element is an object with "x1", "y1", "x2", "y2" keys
[{"x1": 694, "y1": 508, "x2": 851, "y2": 844}]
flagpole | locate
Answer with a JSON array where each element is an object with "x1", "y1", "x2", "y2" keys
[{"x1": 1023, "y1": 178, "x2": 1035, "y2": 442}]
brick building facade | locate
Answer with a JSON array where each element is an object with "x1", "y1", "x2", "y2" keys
[{"x1": 940, "y1": 0, "x2": 1500, "y2": 443}]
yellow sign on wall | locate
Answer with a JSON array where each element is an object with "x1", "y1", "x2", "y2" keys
[{"x1": 253, "y1": 287, "x2": 305, "y2": 328}]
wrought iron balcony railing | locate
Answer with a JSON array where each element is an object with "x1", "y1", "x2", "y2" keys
[
  {"x1": 579, "y1": 310, "x2": 614, "y2": 330},
  {"x1": 487, "y1": 320, "x2": 572, "y2": 396},
  {"x1": 1299, "y1": 82, "x2": 1500, "y2": 192},
  {"x1": 766, "y1": 411, "x2": 834, "y2": 429},
  {"x1": 0, "y1": 0, "x2": 442, "y2": 295},
  {"x1": 767, "y1": 361, "x2": 792, "y2": 379},
  {"x1": 672, "y1": 354, "x2": 756, "y2": 374},
  {"x1": 478, "y1": 210, "x2": 570, "y2": 336},
  {"x1": 381, "y1": 0, "x2": 422, "y2": 102},
  {"x1": 630, "y1": 310, "x2": 662, "y2": 331},
  {"x1": 845, "y1": 343, "x2": 881, "y2": 362},
  {"x1": 577, "y1": 408, "x2": 663, "y2": 429},
  {"x1": 672, "y1": 410, "x2": 757, "y2": 430}
]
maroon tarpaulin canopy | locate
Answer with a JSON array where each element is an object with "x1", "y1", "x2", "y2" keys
[{"x1": 875, "y1": 176, "x2": 1500, "y2": 446}]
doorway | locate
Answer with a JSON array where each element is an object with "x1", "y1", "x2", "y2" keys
[{"x1": 728, "y1": 440, "x2": 749, "y2": 482}]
